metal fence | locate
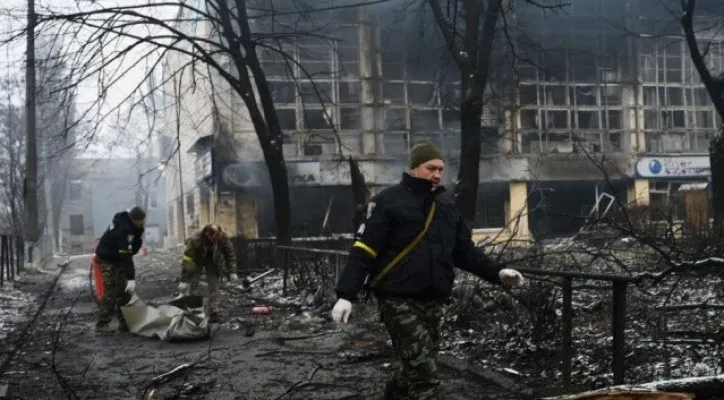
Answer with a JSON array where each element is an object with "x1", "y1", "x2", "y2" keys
[
  {"x1": 273, "y1": 245, "x2": 644, "y2": 388},
  {"x1": 231, "y1": 237, "x2": 351, "y2": 275},
  {"x1": 0, "y1": 235, "x2": 24, "y2": 287}
]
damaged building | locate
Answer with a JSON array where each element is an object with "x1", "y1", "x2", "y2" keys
[{"x1": 160, "y1": 0, "x2": 724, "y2": 244}]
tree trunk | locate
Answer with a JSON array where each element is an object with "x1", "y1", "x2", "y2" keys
[
  {"x1": 349, "y1": 156, "x2": 370, "y2": 231},
  {"x1": 264, "y1": 149, "x2": 292, "y2": 244},
  {"x1": 455, "y1": 88, "x2": 484, "y2": 224},
  {"x1": 710, "y1": 133, "x2": 724, "y2": 237}
]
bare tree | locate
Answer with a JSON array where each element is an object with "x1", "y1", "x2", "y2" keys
[
  {"x1": 678, "y1": 0, "x2": 724, "y2": 235},
  {"x1": 426, "y1": 0, "x2": 564, "y2": 223},
  {"x1": 5, "y1": 0, "x2": 386, "y2": 244},
  {"x1": 0, "y1": 77, "x2": 25, "y2": 235}
]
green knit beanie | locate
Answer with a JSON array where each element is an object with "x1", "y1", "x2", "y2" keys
[
  {"x1": 409, "y1": 141, "x2": 444, "y2": 169},
  {"x1": 129, "y1": 206, "x2": 146, "y2": 221}
]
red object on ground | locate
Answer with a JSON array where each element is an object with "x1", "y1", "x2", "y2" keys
[
  {"x1": 91, "y1": 255, "x2": 105, "y2": 302},
  {"x1": 141, "y1": 246, "x2": 148, "y2": 257},
  {"x1": 251, "y1": 306, "x2": 272, "y2": 315}
]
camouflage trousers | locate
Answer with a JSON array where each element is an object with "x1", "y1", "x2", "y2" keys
[
  {"x1": 188, "y1": 268, "x2": 220, "y2": 315},
  {"x1": 97, "y1": 262, "x2": 131, "y2": 326},
  {"x1": 378, "y1": 296, "x2": 443, "y2": 400}
]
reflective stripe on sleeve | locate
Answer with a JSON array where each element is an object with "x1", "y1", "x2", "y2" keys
[{"x1": 352, "y1": 241, "x2": 377, "y2": 259}]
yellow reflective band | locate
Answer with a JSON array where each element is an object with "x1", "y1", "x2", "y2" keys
[
  {"x1": 182, "y1": 255, "x2": 194, "y2": 263},
  {"x1": 353, "y1": 241, "x2": 377, "y2": 259},
  {"x1": 119, "y1": 250, "x2": 130, "y2": 254}
]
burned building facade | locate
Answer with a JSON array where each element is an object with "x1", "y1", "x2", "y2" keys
[{"x1": 162, "y1": 0, "x2": 723, "y2": 244}]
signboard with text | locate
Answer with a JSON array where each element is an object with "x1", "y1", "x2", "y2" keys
[{"x1": 635, "y1": 156, "x2": 710, "y2": 178}]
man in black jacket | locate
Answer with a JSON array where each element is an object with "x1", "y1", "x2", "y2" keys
[
  {"x1": 94, "y1": 207, "x2": 146, "y2": 333},
  {"x1": 332, "y1": 141, "x2": 524, "y2": 400}
]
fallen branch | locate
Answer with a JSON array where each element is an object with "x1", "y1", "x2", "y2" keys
[{"x1": 273, "y1": 364, "x2": 321, "y2": 400}]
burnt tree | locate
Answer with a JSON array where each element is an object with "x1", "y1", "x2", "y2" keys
[{"x1": 680, "y1": 0, "x2": 724, "y2": 236}]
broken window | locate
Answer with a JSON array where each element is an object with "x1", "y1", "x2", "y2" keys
[
  {"x1": 606, "y1": 110, "x2": 622, "y2": 129},
  {"x1": 519, "y1": 85, "x2": 537, "y2": 106},
  {"x1": 339, "y1": 80, "x2": 360, "y2": 103},
  {"x1": 303, "y1": 134, "x2": 337, "y2": 156},
  {"x1": 646, "y1": 132, "x2": 664, "y2": 152},
  {"x1": 410, "y1": 109, "x2": 440, "y2": 131},
  {"x1": 298, "y1": 45, "x2": 332, "y2": 78},
  {"x1": 666, "y1": 87, "x2": 683, "y2": 106},
  {"x1": 259, "y1": 49, "x2": 291, "y2": 77},
  {"x1": 577, "y1": 111, "x2": 599, "y2": 129},
  {"x1": 381, "y1": 50, "x2": 404, "y2": 79},
  {"x1": 671, "y1": 110, "x2": 685, "y2": 128},
  {"x1": 268, "y1": 81, "x2": 296, "y2": 103},
  {"x1": 277, "y1": 109, "x2": 296, "y2": 130},
  {"x1": 299, "y1": 82, "x2": 333, "y2": 105},
  {"x1": 691, "y1": 110, "x2": 714, "y2": 128},
  {"x1": 575, "y1": 133, "x2": 602, "y2": 153},
  {"x1": 383, "y1": 82, "x2": 405, "y2": 103},
  {"x1": 644, "y1": 110, "x2": 659, "y2": 129},
  {"x1": 339, "y1": 108, "x2": 360, "y2": 130},
  {"x1": 335, "y1": 26, "x2": 358, "y2": 47},
  {"x1": 522, "y1": 132, "x2": 541, "y2": 153},
  {"x1": 601, "y1": 85, "x2": 622, "y2": 105},
  {"x1": 662, "y1": 131, "x2": 689, "y2": 152},
  {"x1": 303, "y1": 109, "x2": 334, "y2": 130},
  {"x1": 640, "y1": 55, "x2": 655, "y2": 82},
  {"x1": 521, "y1": 109, "x2": 538, "y2": 129},
  {"x1": 690, "y1": 131, "x2": 712, "y2": 152},
  {"x1": 408, "y1": 83, "x2": 437, "y2": 105},
  {"x1": 385, "y1": 108, "x2": 407, "y2": 130},
  {"x1": 606, "y1": 131, "x2": 623, "y2": 152},
  {"x1": 694, "y1": 88, "x2": 710, "y2": 106},
  {"x1": 544, "y1": 86, "x2": 567, "y2": 105},
  {"x1": 69, "y1": 214, "x2": 84, "y2": 235},
  {"x1": 383, "y1": 133, "x2": 409, "y2": 155},
  {"x1": 575, "y1": 86, "x2": 597, "y2": 106},
  {"x1": 547, "y1": 110, "x2": 569, "y2": 129},
  {"x1": 643, "y1": 86, "x2": 657, "y2": 106}
]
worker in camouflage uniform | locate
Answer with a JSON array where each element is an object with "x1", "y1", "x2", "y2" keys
[
  {"x1": 94, "y1": 207, "x2": 146, "y2": 333},
  {"x1": 178, "y1": 224, "x2": 238, "y2": 322},
  {"x1": 332, "y1": 141, "x2": 525, "y2": 400}
]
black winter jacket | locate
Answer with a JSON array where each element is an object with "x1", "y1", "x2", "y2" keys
[
  {"x1": 95, "y1": 211, "x2": 144, "y2": 280},
  {"x1": 335, "y1": 173, "x2": 503, "y2": 302}
]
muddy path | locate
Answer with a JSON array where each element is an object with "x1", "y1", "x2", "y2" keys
[{"x1": 0, "y1": 251, "x2": 532, "y2": 399}]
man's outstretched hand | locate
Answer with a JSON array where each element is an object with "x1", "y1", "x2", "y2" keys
[
  {"x1": 499, "y1": 268, "x2": 525, "y2": 288},
  {"x1": 331, "y1": 299, "x2": 352, "y2": 323}
]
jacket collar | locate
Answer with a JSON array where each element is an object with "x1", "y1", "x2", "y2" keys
[{"x1": 402, "y1": 173, "x2": 446, "y2": 195}]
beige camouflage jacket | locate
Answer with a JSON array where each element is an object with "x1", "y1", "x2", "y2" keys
[{"x1": 181, "y1": 229, "x2": 237, "y2": 281}]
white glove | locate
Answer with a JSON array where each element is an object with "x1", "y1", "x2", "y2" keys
[
  {"x1": 178, "y1": 282, "x2": 189, "y2": 294},
  {"x1": 499, "y1": 268, "x2": 524, "y2": 287},
  {"x1": 125, "y1": 280, "x2": 136, "y2": 293},
  {"x1": 229, "y1": 273, "x2": 239, "y2": 282},
  {"x1": 331, "y1": 299, "x2": 352, "y2": 323}
]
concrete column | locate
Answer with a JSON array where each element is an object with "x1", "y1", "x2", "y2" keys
[
  {"x1": 358, "y1": 6, "x2": 378, "y2": 155},
  {"x1": 507, "y1": 181, "x2": 530, "y2": 241},
  {"x1": 236, "y1": 192, "x2": 259, "y2": 239},
  {"x1": 213, "y1": 191, "x2": 238, "y2": 237},
  {"x1": 627, "y1": 179, "x2": 650, "y2": 206}
]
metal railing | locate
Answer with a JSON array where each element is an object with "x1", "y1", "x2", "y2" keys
[
  {"x1": 275, "y1": 245, "x2": 639, "y2": 387},
  {"x1": 0, "y1": 235, "x2": 24, "y2": 287}
]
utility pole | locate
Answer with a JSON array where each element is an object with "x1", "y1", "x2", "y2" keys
[{"x1": 24, "y1": 0, "x2": 39, "y2": 250}]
